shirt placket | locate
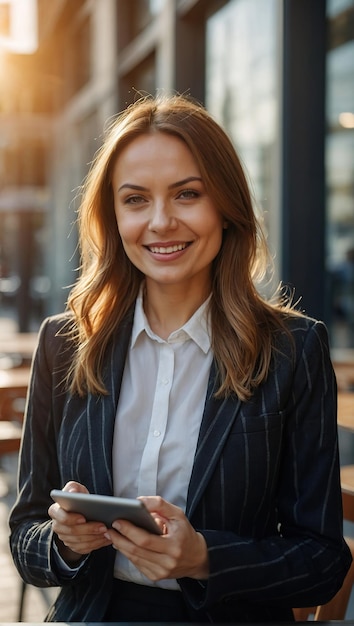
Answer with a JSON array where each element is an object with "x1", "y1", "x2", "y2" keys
[{"x1": 137, "y1": 342, "x2": 174, "y2": 496}]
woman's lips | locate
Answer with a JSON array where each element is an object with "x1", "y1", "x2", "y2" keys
[{"x1": 147, "y1": 243, "x2": 188, "y2": 254}]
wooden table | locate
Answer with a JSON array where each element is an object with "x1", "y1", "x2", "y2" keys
[
  {"x1": 0, "y1": 332, "x2": 38, "y2": 363},
  {"x1": 0, "y1": 367, "x2": 31, "y2": 423},
  {"x1": 337, "y1": 392, "x2": 354, "y2": 432},
  {"x1": 0, "y1": 367, "x2": 31, "y2": 456},
  {"x1": 332, "y1": 349, "x2": 354, "y2": 392},
  {"x1": 0, "y1": 420, "x2": 23, "y2": 454},
  {"x1": 0, "y1": 368, "x2": 31, "y2": 393},
  {"x1": 332, "y1": 348, "x2": 354, "y2": 362}
]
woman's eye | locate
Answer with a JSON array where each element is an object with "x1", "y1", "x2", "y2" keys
[
  {"x1": 178, "y1": 189, "x2": 200, "y2": 200},
  {"x1": 125, "y1": 195, "x2": 145, "y2": 205}
]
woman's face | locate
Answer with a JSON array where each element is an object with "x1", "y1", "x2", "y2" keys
[{"x1": 112, "y1": 132, "x2": 224, "y2": 297}]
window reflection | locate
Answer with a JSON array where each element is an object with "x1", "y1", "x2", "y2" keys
[
  {"x1": 121, "y1": 52, "x2": 156, "y2": 106},
  {"x1": 326, "y1": 1, "x2": 354, "y2": 347},
  {"x1": 206, "y1": 0, "x2": 279, "y2": 284},
  {"x1": 131, "y1": 0, "x2": 165, "y2": 37}
]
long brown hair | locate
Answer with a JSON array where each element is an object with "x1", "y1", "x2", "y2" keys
[{"x1": 66, "y1": 94, "x2": 297, "y2": 400}]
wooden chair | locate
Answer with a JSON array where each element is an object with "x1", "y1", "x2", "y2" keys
[
  {"x1": 337, "y1": 390, "x2": 354, "y2": 520},
  {"x1": 0, "y1": 384, "x2": 27, "y2": 457},
  {"x1": 293, "y1": 537, "x2": 354, "y2": 621},
  {"x1": 294, "y1": 388, "x2": 354, "y2": 620},
  {"x1": 341, "y1": 464, "x2": 354, "y2": 522},
  {"x1": 0, "y1": 420, "x2": 22, "y2": 455},
  {"x1": 0, "y1": 378, "x2": 28, "y2": 620}
]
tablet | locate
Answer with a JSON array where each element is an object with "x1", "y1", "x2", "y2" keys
[{"x1": 50, "y1": 490, "x2": 162, "y2": 534}]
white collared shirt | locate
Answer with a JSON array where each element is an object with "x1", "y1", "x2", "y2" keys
[{"x1": 112, "y1": 289, "x2": 213, "y2": 589}]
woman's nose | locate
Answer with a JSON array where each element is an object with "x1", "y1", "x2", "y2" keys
[{"x1": 148, "y1": 202, "x2": 177, "y2": 231}]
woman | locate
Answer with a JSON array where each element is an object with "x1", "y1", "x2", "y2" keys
[{"x1": 9, "y1": 94, "x2": 351, "y2": 622}]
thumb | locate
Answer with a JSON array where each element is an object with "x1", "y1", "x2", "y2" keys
[
  {"x1": 63, "y1": 480, "x2": 89, "y2": 494},
  {"x1": 138, "y1": 495, "x2": 183, "y2": 520}
]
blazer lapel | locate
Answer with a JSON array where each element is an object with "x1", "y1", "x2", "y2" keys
[
  {"x1": 186, "y1": 362, "x2": 242, "y2": 518},
  {"x1": 84, "y1": 311, "x2": 134, "y2": 495}
]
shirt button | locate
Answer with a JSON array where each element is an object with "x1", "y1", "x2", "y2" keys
[
  {"x1": 161, "y1": 378, "x2": 169, "y2": 385},
  {"x1": 153, "y1": 430, "x2": 161, "y2": 437}
]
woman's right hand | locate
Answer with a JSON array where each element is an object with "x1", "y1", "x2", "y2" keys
[{"x1": 48, "y1": 481, "x2": 112, "y2": 564}]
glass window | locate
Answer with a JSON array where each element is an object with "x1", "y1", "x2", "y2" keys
[
  {"x1": 206, "y1": 0, "x2": 280, "y2": 283},
  {"x1": 0, "y1": 3, "x2": 10, "y2": 37},
  {"x1": 131, "y1": 0, "x2": 165, "y2": 37},
  {"x1": 326, "y1": 1, "x2": 354, "y2": 348},
  {"x1": 121, "y1": 52, "x2": 156, "y2": 106},
  {"x1": 327, "y1": 0, "x2": 354, "y2": 17},
  {"x1": 63, "y1": 14, "x2": 91, "y2": 100}
]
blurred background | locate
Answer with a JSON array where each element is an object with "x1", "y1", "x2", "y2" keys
[
  {"x1": 0, "y1": 0, "x2": 353, "y2": 621},
  {"x1": 0, "y1": 0, "x2": 353, "y2": 342}
]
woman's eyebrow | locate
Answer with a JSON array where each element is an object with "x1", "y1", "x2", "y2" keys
[
  {"x1": 118, "y1": 176, "x2": 202, "y2": 193},
  {"x1": 169, "y1": 176, "x2": 202, "y2": 189},
  {"x1": 118, "y1": 183, "x2": 147, "y2": 192}
]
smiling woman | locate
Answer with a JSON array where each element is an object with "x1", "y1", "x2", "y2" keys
[
  {"x1": 9, "y1": 94, "x2": 352, "y2": 623},
  {"x1": 112, "y1": 132, "x2": 224, "y2": 332},
  {"x1": 67, "y1": 95, "x2": 272, "y2": 400}
]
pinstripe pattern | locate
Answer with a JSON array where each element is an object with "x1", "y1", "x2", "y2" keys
[{"x1": 9, "y1": 311, "x2": 352, "y2": 622}]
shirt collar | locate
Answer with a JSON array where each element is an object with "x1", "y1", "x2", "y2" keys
[{"x1": 131, "y1": 284, "x2": 211, "y2": 354}]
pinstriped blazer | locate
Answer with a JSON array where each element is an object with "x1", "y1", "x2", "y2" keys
[{"x1": 9, "y1": 310, "x2": 352, "y2": 622}]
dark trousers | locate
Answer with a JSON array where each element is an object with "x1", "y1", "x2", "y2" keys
[{"x1": 104, "y1": 578, "x2": 193, "y2": 622}]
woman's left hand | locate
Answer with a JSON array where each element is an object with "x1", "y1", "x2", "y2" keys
[{"x1": 104, "y1": 496, "x2": 209, "y2": 581}]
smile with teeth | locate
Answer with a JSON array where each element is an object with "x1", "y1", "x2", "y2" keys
[{"x1": 148, "y1": 243, "x2": 188, "y2": 254}]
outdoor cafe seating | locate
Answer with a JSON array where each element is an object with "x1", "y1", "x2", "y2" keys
[
  {"x1": 0, "y1": 332, "x2": 36, "y2": 620},
  {"x1": 0, "y1": 367, "x2": 31, "y2": 457},
  {"x1": 0, "y1": 330, "x2": 36, "y2": 451}
]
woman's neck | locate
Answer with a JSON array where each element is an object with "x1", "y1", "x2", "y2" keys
[{"x1": 143, "y1": 283, "x2": 210, "y2": 340}]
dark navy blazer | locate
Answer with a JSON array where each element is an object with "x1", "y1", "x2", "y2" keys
[{"x1": 9, "y1": 310, "x2": 352, "y2": 622}]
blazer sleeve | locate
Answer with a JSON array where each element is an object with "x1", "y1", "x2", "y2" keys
[
  {"x1": 9, "y1": 315, "x2": 91, "y2": 588},
  {"x1": 180, "y1": 319, "x2": 352, "y2": 610}
]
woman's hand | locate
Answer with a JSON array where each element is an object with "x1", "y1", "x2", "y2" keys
[
  {"x1": 48, "y1": 481, "x2": 112, "y2": 564},
  {"x1": 103, "y1": 495, "x2": 209, "y2": 581}
]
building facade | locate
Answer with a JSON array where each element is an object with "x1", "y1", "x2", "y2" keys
[{"x1": 0, "y1": 0, "x2": 353, "y2": 347}]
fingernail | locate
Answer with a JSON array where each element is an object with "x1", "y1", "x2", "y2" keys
[{"x1": 97, "y1": 525, "x2": 107, "y2": 533}]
